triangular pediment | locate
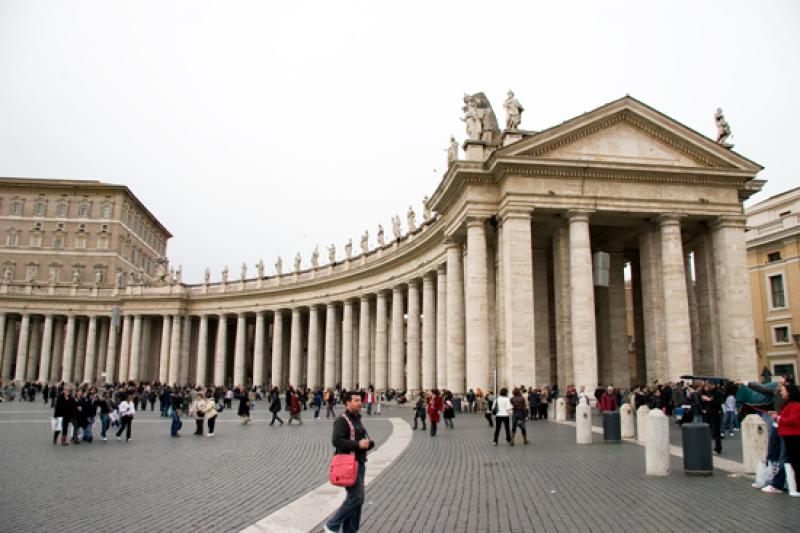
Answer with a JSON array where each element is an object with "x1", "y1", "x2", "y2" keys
[{"x1": 498, "y1": 96, "x2": 762, "y2": 172}]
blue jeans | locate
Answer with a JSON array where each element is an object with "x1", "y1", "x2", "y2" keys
[
  {"x1": 722, "y1": 411, "x2": 738, "y2": 433},
  {"x1": 100, "y1": 414, "x2": 110, "y2": 438},
  {"x1": 82, "y1": 418, "x2": 94, "y2": 441},
  {"x1": 171, "y1": 412, "x2": 182, "y2": 436},
  {"x1": 326, "y1": 461, "x2": 365, "y2": 533}
]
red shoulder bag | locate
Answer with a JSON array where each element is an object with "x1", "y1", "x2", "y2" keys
[{"x1": 329, "y1": 414, "x2": 359, "y2": 487}]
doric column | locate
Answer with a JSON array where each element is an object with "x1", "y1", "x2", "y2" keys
[
  {"x1": 271, "y1": 310, "x2": 284, "y2": 390},
  {"x1": 51, "y1": 317, "x2": 64, "y2": 382},
  {"x1": 214, "y1": 314, "x2": 228, "y2": 386},
  {"x1": 446, "y1": 241, "x2": 465, "y2": 393},
  {"x1": 567, "y1": 210, "x2": 598, "y2": 391},
  {"x1": 407, "y1": 279, "x2": 421, "y2": 392},
  {"x1": 118, "y1": 315, "x2": 132, "y2": 383},
  {"x1": 196, "y1": 315, "x2": 209, "y2": 385},
  {"x1": 553, "y1": 225, "x2": 572, "y2": 390},
  {"x1": 436, "y1": 264, "x2": 447, "y2": 390},
  {"x1": 62, "y1": 315, "x2": 77, "y2": 383},
  {"x1": 500, "y1": 210, "x2": 536, "y2": 388},
  {"x1": 325, "y1": 303, "x2": 338, "y2": 388},
  {"x1": 358, "y1": 296, "x2": 371, "y2": 389},
  {"x1": 390, "y1": 285, "x2": 405, "y2": 390},
  {"x1": 659, "y1": 215, "x2": 693, "y2": 379},
  {"x1": 233, "y1": 313, "x2": 247, "y2": 386},
  {"x1": 693, "y1": 233, "x2": 721, "y2": 375},
  {"x1": 104, "y1": 317, "x2": 117, "y2": 382},
  {"x1": 608, "y1": 251, "x2": 630, "y2": 387},
  {"x1": 38, "y1": 315, "x2": 54, "y2": 383},
  {"x1": 97, "y1": 318, "x2": 109, "y2": 382},
  {"x1": 342, "y1": 300, "x2": 354, "y2": 390},
  {"x1": 26, "y1": 317, "x2": 42, "y2": 382},
  {"x1": 465, "y1": 218, "x2": 490, "y2": 393},
  {"x1": 128, "y1": 315, "x2": 142, "y2": 382},
  {"x1": 711, "y1": 216, "x2": 757, "y2": 380},
  {"x1": 83, "y1": 315, "x2": 98, "y2": 383},
  {"x1": 14, "y1": 313, "x2": 31, "y2": 382},
  {"x1": 375, "y1": 291, "x2": 389, "y2": 390},
  {"x1": 685, "y1": 251, "x2": 701, "y2": 375},
  {"x1": 180, "y1": 316, "x2": 192, "y2": 385},
  {"x1": 253, "y1": 311, "x2": 266, "y2": 387},
  {"x1": 159, "y1": 315, "x2": 172, "y2": 383},
  {"x1": 422, "y1": 272, "x2": 436, "y2": 390},
  {"x1": 289, "y1": 308, "x2": 303, "y2": 387},
  {"x1": 139, "y1": 318, "x2": 151, "y2": 381},
  {"x1": 307, "y1": 305, "x2": 321, "y2": 388},
  {"x1": 638, "y1": 226, "x2": 666, "y2": 382},
  {"x1": 168, "y1": 314, "x2": 182, "y2": 385},
  {"x1": 0, "y1": 314, "x2": 12, "y2": 381},
  {"x1": 533, "y1": 245, "x2": 552, "y2": 387},
  {"x1": 74, "y1": 319, "x2": 88, "y2": 383}
]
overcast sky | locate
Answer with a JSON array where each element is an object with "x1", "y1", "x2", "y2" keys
[{"x1": 2, "y1": 1, "x2": 798, "y2": 282}]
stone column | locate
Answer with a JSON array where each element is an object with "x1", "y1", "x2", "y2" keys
[
  {"x1": 629, "y1": 258, "x2": 647, "y2": 385},
  {"x1": 213, "y1": 315, "x2": 228, "y2": 386},
  {"x1": 465, "y1": 218, "x2": 490, "y2": 393},
  {"x1": 168, "y1": 315, "x2": 182, "y2": 385},
  {"x1": 105, "y1": 318, "x2": 117, "y2": 382},
  {"x1": 38, "y1": 315, "x2": 54, "y2": 383},
  {"x1": 325, "y1": 303, "x2": 338, "y2": 389},
  {"x1": 638, "y1": 227, "x2": 666, "y2": 382},
  {"x1": 500, "y1": 210, "x2": 536, "y2": 388},
  {"x1": 358, "y1": 297, "x2": 371, "y2": 389},
  {"x1": 289, "y1": 308, "x2": 303, "y2": 387},
  {"x1": 26, "y1": 317, "x2": 42, "y2": 382},
  {"x1": 253, "y1": 311, "x2": 266, "y2": 387},
  {"x1": 342, "y1": 300, "x2": 354, "y2": 390},
  {"x1": 128, "y1": 315, "x2": 142, "y2": 382},
  {"x1": 685, "y1": 251, "x2": 701, "y2": 375},
  {"x1": 390, "y1": 285, "x2": 405, "y2": 391},
  {"x1": 422, "y1": 272, "x2": 436, "y2": 390},
  {"x1": 567, "y1": 210, "x2": 598, "y2": 391},
  {"x1": 180, "y1": 315, "x2": 192, "y2": 385},
  {"x1": 375, "y1": 291, "x2": 389, "y2": 390},
  {"x1": 196, "y1": 315, "x2": 209, "y2": 385},
  {"x1": 306, "y1": 305, "x2": 321, "y2": 388},
  {"x1": 74, "y1": 319, "x2": 88, "y2": 383},
  {"x1": 118, "y1": 315, "x2": 132, "y2": 383},
  {"x1": 659, "y1": 215, "x2": 693, "y2": 379},
  {"x1": 533, "y1": 245, "x2": 552, "y2": 387},
  {"x1": 446, "y1": 241, "x2": 465, "y2": 393},
  {"x1": 436, "y1": 264, "x2": 447, "y2": 390},
  {"x1": 0, "y1": 314, "x2": 13, "y2": 381},
  {"x1": 407, "y1": 279, "x2": 421, "y2": 392},
  {"x1": 711, "y1": 216, "x2": 758, "y2": 380},
  {"x1": 97, "y1": 319, "x2": 109, "y2": 381},
  {"x1": 552, "y1": 225, "x2": 572, "y2": 390},
  {"x1": 83, "y1": 315, "x2": 98, "y2": 383},
  {"x1": 608, "y1": 251, "x2": 630, "y2": 388},
  {"x1": 14, "y1": 313, "x2": 31, "y2": 382},
  {"x1": 0, "y1": 313, "x2": 5, "y2": 380},
  {"x1": 139, "y1": 318, "x2": 151, "y2": 381},
  {"x1": 233, "y1": 313, "x2": 247, "y2": 386},
  {"x1": 271, "y1": 310, "x2": 285, "y2": 390},
  {"x1": 693, "y1": 233, "x2": 722, "y2": 375},
  {"x1": 159, "y1": 315, "x2": 172, "y2": 383},
  {"x1": 62, "y1": 315, "x2": 77, "y2": 383},
  {"x1": 51, "y1": 317, "x2": 64, "y2": 382}
]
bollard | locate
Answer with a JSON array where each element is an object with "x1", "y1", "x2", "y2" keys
[
  {"x1": 603, "y1": 411, "x2": 621, "y2": 442},
  {"x1": 636, "y1": 405, "x2": 650, "y2": 443},
  {"x1": 576, "y1": 398, "x2": 592, "y2": 444},
  {"x1": 548, "y1": 400, "x2": 555, "y2": 420},
  {"x1": 741, "y1": 414, "x2": 769, "y2": 475},
  {"x1": 555, "y1": 398, "x2": 566, "y2": 421},
  {"x1": 645, "y1": 409, "x2": 670, "y2": 476},
  {"x1": 620, "y1": 404, "x2": 635, "y2": 439},
  {"x1": 682, "y1": 423, "x2": 712, "y2": 475}
]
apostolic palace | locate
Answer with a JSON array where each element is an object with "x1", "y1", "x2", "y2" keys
[{"x1": 0, "y1": 94, "x2": 766, "y2": 394}]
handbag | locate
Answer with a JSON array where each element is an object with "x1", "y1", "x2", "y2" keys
[
  {"x1": 51, "y1": 417, "x2": 62, "y2": 431},
  {"x1": 329, "y1": 414, "x2": 359, "y2": 487}
]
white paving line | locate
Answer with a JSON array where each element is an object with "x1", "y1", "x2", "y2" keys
[
  {"x1": 552, "y1": 419, "x2": 744, "y2": 473},
  {"x1": 241, "y1": 417, "x2": 413, "y2": 533}
]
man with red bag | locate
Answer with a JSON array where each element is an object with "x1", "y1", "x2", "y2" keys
[
  {"x1": 325, "y1": 391, "x2": 374, "y2": 533},
  {"x1": 428, "y1": 389, "x2": 443, "y2": 437}
]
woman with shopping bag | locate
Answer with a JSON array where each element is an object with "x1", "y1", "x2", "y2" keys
[{"x1": 53, "y1": 388, "x2": 76, "y2": 446}]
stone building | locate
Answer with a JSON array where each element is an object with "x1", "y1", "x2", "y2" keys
[
  {"x1": 0, "y1": 96, "x2": 764, "y2": 393},
  {"x1": 746, "y1": 186, "x2": 800, "y2": 381}
]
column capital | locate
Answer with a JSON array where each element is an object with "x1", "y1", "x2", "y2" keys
[
  {"x1": 444, "y1": 237, "x2": 462, "y2": 249},
  {"x1": 424, "y1": 270, "x2": 436, "y2": 281},
  {"x1": 498, "y1": 205, "x2": 533, "y2": 222},
  {"x1": 657, "y1": 213, "x2": 687, "y2": 227},
  {"x1": 710, "y1": 214, "x2": 747, "y2": 230},
  {"x1": 465, "y1": 216, "x2": 488, "y2": 229},
  {"x1": 392, "y1": 284, "x2": 404, "y2": 294},
  {"x1": 359, "y1": 294, "x2": 370, "y2": 303},
  {"x1": 566, "y1": 209, "x2": 594, "y2": 223}
]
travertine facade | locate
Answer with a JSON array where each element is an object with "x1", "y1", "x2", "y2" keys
[{"x1": 0, "y1": 96, "x2": 765, "y2": 392}]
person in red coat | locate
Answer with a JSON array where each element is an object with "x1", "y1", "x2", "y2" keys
[
  {"x1": 427, "y1": 389, "x2": 443, "y2": 437},
  {"x1": 599, "y1": 386, "x2": 619, "y2": 413},
  {"x1": 778, "y1": 383, "x2": 800, "y2": 497}
]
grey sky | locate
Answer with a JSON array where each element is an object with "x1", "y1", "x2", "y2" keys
[{"x1": 1, "y1": 1, "x2": 798, "y2": 282}]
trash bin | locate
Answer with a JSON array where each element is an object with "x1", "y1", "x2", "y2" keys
[
  {"x1": 454, "y1": 397, "x2": 462, "y2": 413},
  {"x1": 603, "y1": 411, "x2": 621, "y2": 442},
  {"x1": 682, "y1": 423, "x2": 713, "y2": 475}
]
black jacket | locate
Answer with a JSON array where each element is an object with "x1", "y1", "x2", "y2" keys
[
  {"x1": 332, "y1": 411, "x2": 374, "y2": 463},
  {"x1": 54, "y1": 394, "x2": 76, "y2": 418}
]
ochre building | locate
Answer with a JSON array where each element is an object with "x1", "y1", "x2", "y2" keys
[{"x1": 0, "y1": 96, "x2": 765, "y2": 393}]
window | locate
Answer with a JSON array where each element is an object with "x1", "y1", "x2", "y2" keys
[
  {"x1": 33, "y1": 202, "x2": 46, "y2": 216},
  {"x1": 75, "y1": 235, "x2": 87, "y2": 249},
  {"x1": 97, "y1": 235, "x2": 109, "y2": 250},
  {"x1": 779, "y1": 210, "x2": 791, "y2": 217},
  {"x1": 56, "y1": 203, "x2": 68, "y2": 217},
  {"x1": 30, "y1": 234, "x2": 41, "y2": 248},
  {"x1": 101, "y1": 204, "x2": 112, "y2": 218},
  {"x1": 767, "y1": 251, "x2": 782, "y2": 263},
  {"x1": 774, "y1": 326, "x2": 790, "y2": 344},
  {"x1": 56, "y1": 222, "x2": 65, "y2": 231},
  {"x1": 10, "y1": 201, "x2": 23, "y2": 216},
  {"x1": 769, "y1": 274, "x2": 786, "y2": 308},
  {"x1": 100, "y1": 223, "x2": 109, "y2": 232},
  {"x1": 25, "y1": 264, "x2": 38, "y2": 282},
  {"x1": 7, "y1": 231, "x2": 19, "y2": 247},
  {"x1": 49, "y1": 265, "x2": 61, "y2": 283},
  {"x1": 33, "y1": 222, "x2": 43, "y2": 231},
  {"x1": 52, "y1": 237, "x2": 63, "y2": 249},
  {"x1": 78, "y1": 223, "x2": 87, "y2": 232},
  {"x1": 78, "y1": 202, "x2": 90, "y2": 218},
  {"x1": 773, "y1": 363, "x2": 796, "y2": 382}
]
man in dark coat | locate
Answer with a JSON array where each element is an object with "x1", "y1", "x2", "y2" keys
[{"x1": 53, "y1": 389, "x2": 76, "y2": 446}]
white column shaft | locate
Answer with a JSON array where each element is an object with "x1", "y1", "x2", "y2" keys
[
  {"x1": 180, "y1": 316, "x2": 192, "y2": 385},
  {"x1": 233, "y1": 313, "x2": 247, "y2": 386},
  {"x1": 375, "y1": 292, "x2": 388, "y2": 390},
  {"x1": 118, "y1": 315, "x2": 132, "y2": 383},
  {"x1": 271, "y1": 311, "x2": 284, "y2": 390},
  {"x1": 568, "y1": 212, "x2": 598, "y2": 390},
  {"x1": 168, "y1": 315, "x2": 182, "y2": 385},
  {"x1": 446, "y1": 243, "x2": 465, "y2": 393},
  {"x1": 390, "y1": 286, "x2": 405, "y2": 390},
  {"x1": 38, "y1": 315, "x2": 54, "y2": 383},
  {"x1": 214, "y1": 315, "x2": 228, "y2": 386},
  {"x1": 253, "y1": 312, "x2": 266, "y2": 387},
  {"x1": 83, "y1": 316, "x2": 98, "y2": 383},
  {"x1": 659, "y1": 216, "x2": 693, "y2": 379},
  {"x1": 406, "y1": 280, "x2": 421, "y2": 391},
  {"x1": 159, "y1": 316, "x2": 172, "y2": 383},
  {"x1": 358, "y1": 297, "x2": 371, "y2": 389},
  {"x1": 307, "y1": 306, "x2": 321, "y2": 387},
  {"x1": 342, "y1": 301, "x2": 354, "y2": 390},
  {"x1": 196, "y1": 315, "x2": 209, "y2": 385},
  {"x1": 14, "y1": 314, "x2": 31, "y2": 382},
  {"x1": 128, "y1": 315, "x2": 142, "y2": 382},
  {"x1": 324, "y1": 303, "x2": 338, "y2": 388},
  {"x1": 289, "y1": 308, "x2": 303, "y2": 387},
  {"x1": 422, "y1": 273, "x2": 436, "y2": 390},
  {"x1": 436, "y1": 265, "x2": 447, "y2": 390},
  {"x1": 62, "y1": 316, "x2": 77, "y2": 383}
]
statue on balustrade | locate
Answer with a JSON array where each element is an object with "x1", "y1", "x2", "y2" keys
[
  {"x1": 503, "y1": 89, "x2": 524, "y2": 130},
  {"x1": 360, "y1": 231, "x2": 369, "y2": 255},
  {"x1": 256, "y1": 259, "x2": 265, "y2": 278},
  {"x1": 311, "y1": 246, "x2": 320, "y2": 269},
  {"x1": 276, "y1": 256, "x2": 284, "y2": 276},
  {"x1": 294, "y1": 253, "x2": 302, "y2": 272},
  {"x1": 345, "y1": 238, "x2": 353, "y2": 259},
  {"x1": 222, "y1": 265, "x2": 229, "y2": 283},
  {"x1": 391, "y1": 215, "x2": 402, "y2": 240},
  {"x1": 328, "y1": 244, "x2": 336, "y2": 264},
  {"x1": 377, "y1": 224, "x2": 385, "y2": 247}
]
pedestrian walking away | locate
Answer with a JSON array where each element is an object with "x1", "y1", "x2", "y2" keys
[
  {"x1": 510, "y1": 387, "x2": 528, "y2": 445},
  {"x1": 493, "y1": 388, "x2": 512, "y2": 446},
  {"x1": 269, "y1": 387, "x2": 284, "y2": 426},
  {"x1": 115, "y1": 393, "x2": 135, "y2": 442}
]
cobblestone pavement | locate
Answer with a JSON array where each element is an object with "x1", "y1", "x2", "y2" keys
[{"x1": 2, "y1": 401, "x2": 798, "y2": 533}]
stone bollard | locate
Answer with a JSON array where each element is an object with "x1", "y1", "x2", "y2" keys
[
  {"x1": 548, "y1": 401, "x2": 555, "y2": 420},
  {"x1": 645, "y1": 409, "x2": 670, "y2": 476},
  {"x1": 576, "y1": 398, "x2": 592, "y2": 444},
  {"x1": 620, "y1": 404, "x2": 635, "y2": 439},
  {"x1": 555, "y1": 398, "x2": 566, "y2": 421},
  {"x1": 741, "y1": 414, "x2": 769, "y2": 475},
  {"x1": 636, "y1": 405, "x2": 650, "y2": 443}
]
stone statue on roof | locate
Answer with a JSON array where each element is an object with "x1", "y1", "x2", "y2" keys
[
  {"x1": 462, "y1": 94, "x2": 482, "y2": 140},
  {"x1": 345, "y1": 239, "x2": 353, "y2": 259},
  {"x1": 462, "y1": 92, "x2": 501, "y2": 143},
  {"x1": 407, "y1": 206, "x2": 417, "y2": 232},
  {"x1": 175, "y1": 265, "x2": 182, "y2": 284},
  {"x1": 377, "y1": 225, "x2": 385, "y2": 247},
  {"x1": 504, "y1": 90, "x2": 524, "y2": 130},
  {"x1": 715, "y1": 108, "x2": 732, "y2": 146},
  {"x1": 240, "y1": 262, "x2": 247, "y2": 280},
  {"x1": 360, "y1": 231, "x2": 369, "y2": 255},
  {"x1": 447, "y1": 136, "x2": 458, "y2": 164},
  {"x1": 256, "y1": 259, "x2": 265, "y2": 278},
  {"x1": 115, "y1": 270, "x2": 124, "y2": 288},
  {"x1": 328, "y1": 244, "x2": 336, "y2": 264},
  {"x1": 221, "y1": 265, "x2": 229, "y2": 283},
  {"x1": 311, "y1": 246, "x2": 320, "y2": 269},
  {"x1": 275, "y1": 256, "x2": 283, "y2": 276},
  {"x1": 423, "y1": 196, "x2": 431, "y2": 222},
  {"x1": 294, "y1": 253, "x2": 302, "y2": 272},
  {"x1": 204, "y1": 267, "x2": 211, "y2": 284},
  {"x1": 391, "y1": 215, "x2": 402, "y2": 240}
]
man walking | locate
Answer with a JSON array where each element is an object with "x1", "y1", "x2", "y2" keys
[{"x1": 324, "y1": 391, "x2": 374, "y2": 533}]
